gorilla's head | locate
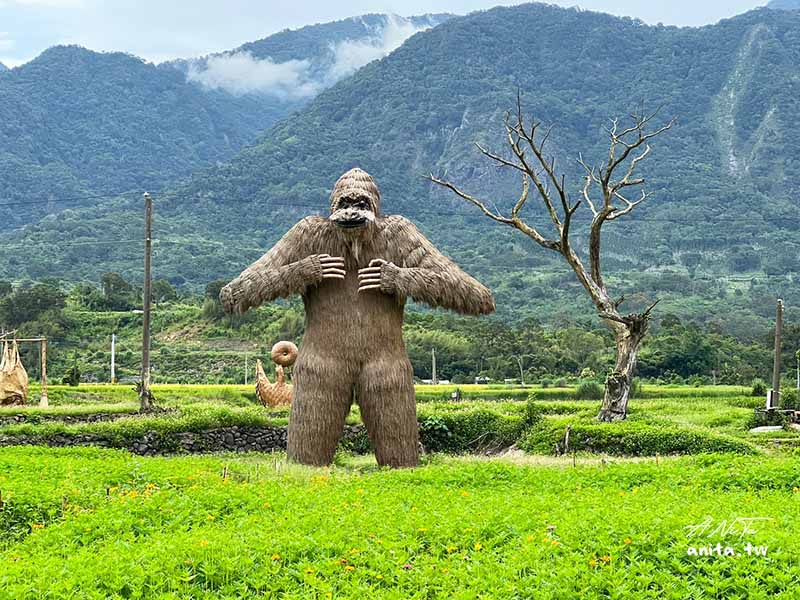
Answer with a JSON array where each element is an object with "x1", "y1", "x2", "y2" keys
[{"x1": 329, "y1": 168, "x2": 381, "y2": 233}]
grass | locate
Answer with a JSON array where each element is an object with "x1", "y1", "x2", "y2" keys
[{"x1": 1, "y1": 447, "x2": 799, "y2": 598}]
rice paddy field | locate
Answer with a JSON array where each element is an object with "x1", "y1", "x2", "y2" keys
[{"x1": 2, "y1": 384, "x2": 799, "y2": 598}]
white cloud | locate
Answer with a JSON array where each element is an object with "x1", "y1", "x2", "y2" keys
[
  {"x1": 184, "y1": 14, "x2": 436, "y2": 98},
  {"x1": 324, "y1": 14, "x2": 432, "y2": 83},
  {"x1": 187, "y1": 51, "x2": 318, "y2": 98}
]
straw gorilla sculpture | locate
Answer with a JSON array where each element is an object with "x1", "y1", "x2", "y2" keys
[{"x1": 221, "y1": 168, "x2": 494, "y2": 467}]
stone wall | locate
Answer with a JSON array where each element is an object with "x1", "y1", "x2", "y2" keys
[{"x1": 0, "y1": 424, "x2": 369, "y2": 456}]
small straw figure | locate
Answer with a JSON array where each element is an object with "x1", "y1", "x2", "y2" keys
[{"x1": 255, "y1": 341, "x2": 298, "y2": 408}]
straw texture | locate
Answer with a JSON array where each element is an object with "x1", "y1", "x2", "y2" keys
[{"x1": 222, "y1": 168, "x2": 494, "y2": 468}]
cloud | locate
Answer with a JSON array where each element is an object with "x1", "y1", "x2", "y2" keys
[
  {"x1": 185, "y1": 14, "x2": 436, "y2": 98},
  {"x1": 324, "y1": 14, "x2": 432, "y2": 83},
  {"x1": 187, "y1": 51, "x2": 318, "y2": 98}
]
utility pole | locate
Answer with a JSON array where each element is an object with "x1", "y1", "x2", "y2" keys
[
  {"x1": 431, "y1": 348, "x2": 437, "y2": 385},
  {"x1": 140, "y1": 192, "x2": 153, "y2": 411},
  {"x1": 769, "y1": 299, "x2": 783, "y2": 410},
  {"x1": 244, "y1": 354, "x2": 248, "y2": 386},
  {"x1": 111, "y1": 333, "x2": 116, "y2": 384},
  {"x1": 39, "y1": 338, "x2": 48, "y2": 407}
]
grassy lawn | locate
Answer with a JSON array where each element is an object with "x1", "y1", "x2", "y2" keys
[{"x1": 1, "y1": 447, "x2": 798, "y2": 599}]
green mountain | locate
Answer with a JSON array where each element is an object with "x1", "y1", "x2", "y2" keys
[
  {"x1": 768, "y1": 0, "x2": 800, "y2": 9},
  {"x1": 4, "y1": 4, "x2": 799, "y2": 337},
  {"x1": 0, "y1": 14, "x2": 449, "y2": 229}
]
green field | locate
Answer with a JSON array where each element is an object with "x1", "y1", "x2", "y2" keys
[
  {"x1": 1, "y1": 384, "x2": 799, "y2": 598},
  {"x1": 1, "y1": 449, "x2": 799, "y2": 598}
]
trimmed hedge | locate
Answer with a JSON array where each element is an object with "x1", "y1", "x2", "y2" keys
[{"x1": 519, "y1": 418, "x2": 758, "y2": 456}]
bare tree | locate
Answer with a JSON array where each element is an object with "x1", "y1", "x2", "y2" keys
[{"x1": 428, "y1": 95, "x2": 674, "y2": 422}]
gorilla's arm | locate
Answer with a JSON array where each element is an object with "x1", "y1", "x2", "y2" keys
[
  {"x1": 365, "y1": 217, "x2": 495, "y2": 316},
  {"x1": 220, "y1": 217, "x2": 343, "y2": 314}
]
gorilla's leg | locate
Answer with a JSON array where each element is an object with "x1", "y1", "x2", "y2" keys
[
  {"x1": 356, "y1": 356, "x2": 419, "y2": 468},
  {"x1": 287, "y1": 353, "x2": 354, "y2": 466}
]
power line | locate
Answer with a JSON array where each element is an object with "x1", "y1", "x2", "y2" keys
[{"x1": 0, "y1": 189, "x2": 145, "y2": 208}]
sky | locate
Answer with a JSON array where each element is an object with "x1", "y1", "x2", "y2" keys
[{"x1": 0, "y1": 0, "x2": 769, "y2": 67}]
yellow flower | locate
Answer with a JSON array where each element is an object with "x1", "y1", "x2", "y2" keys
[
  {"x1": 375, "y1": 574, "x2": 384, "y2": 580},
  {"x1": 198, "y1": 540, "x2": 209, "y2": 548},
  {"x1": 600, "y1": 555, "x2": 611, "y2": 563},
  {"x1": 589, "y1": 559, "x2": 598, "y2": 567},
  {"x1": 344, "y1": 565, "x2": 355, "y2": 571},
  {"x1": 349, "y1": 548, "x2": 360, "y2": 555},
  {"x1": 304, "y1": 568, "x2": 314, "y2": 574},
  {"x1": 460, "y1": 491, "x2": 469, "y2": 497},
  {"x1": 794, "y1": 487, "x2": 799, "y2": 494},
  {"x1": 418, "y1": 528, "x2": 428, "y2": 533},
  {"x1": 551, "y1": 540, "x2": 560, "y2": 546},
  {"x1": 446, "y1": 545, "x2": 458, "y2": 553},
  {"x1": 525, "y1": 535, "x2": 535, "y2": 542},
  {"x1": 473, "y1": 542, "x2": 483, "y2": 551},
  {"x1": 623, "y1": 538, "x2": 632, "y2": 545},
  {"x1": 271, "y1": 554, "x2": 281, "y2": 561},
  {"x1": 618, "y1": 491, "x2": 625, "y2": 497},
  {"x1": 441, "y1": 568, "x2": 450, "y2": 573},
  {"x1": 356, "y1": 488, "x2": 364, "y2": 494},
  {"x1": 31, "y1": 523, "x2": 44, "y2": 530},
  {"x1": 206, "y1": 514, "x2": 216, "y2": 521}
]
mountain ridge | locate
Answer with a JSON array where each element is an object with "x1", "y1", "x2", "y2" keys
[
  {"x1": 3, "y1": 3, "x2": 799, "y2": 336},
  {"x1": 0, "y1": 13, "x2": 450, "y2": 229}
]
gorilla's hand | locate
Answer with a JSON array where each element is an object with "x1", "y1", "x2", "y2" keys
[
  {"x1": 358, "y1": 258, "x2": 394, "y2": 293},
  {"x1": 316, "y1": 254, "x2": 346, "y2": 280}
]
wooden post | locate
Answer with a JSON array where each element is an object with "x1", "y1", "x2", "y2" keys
[
  {"x1": 769, "y1": 299, "x2": 783, "y2": 409},
  {"x1": 431, "y1": 348, "x2": 437, "y2": 385},
  {"x1": 244, "y1": 354, "x2": 248, "y2": 386},
  {"x1": 140, "y1": 192, "x2": 153, "y2": 411},
  {"x1": 39, "y1": 338, "x2": 48, "y2": 407}
]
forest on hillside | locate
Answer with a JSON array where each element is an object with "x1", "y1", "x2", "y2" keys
[{"x1": 2, "y1": 4, "x2": 799, "y2": 339}]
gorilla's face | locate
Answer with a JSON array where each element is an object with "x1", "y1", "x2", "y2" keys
[{"x1": 329, "y1": 195, "x2": 376, "y2": 231}]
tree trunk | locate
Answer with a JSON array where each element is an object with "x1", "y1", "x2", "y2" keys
[{"x1": 597, "y1": 320, "x2": 646, "y2": 422}]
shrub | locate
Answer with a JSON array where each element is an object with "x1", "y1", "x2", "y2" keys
[
  {"x1": 522, "y1": 397, "x2": 543, "y2": 428},
  {"x1": 751, "y1": 378, "x2": 767, "y2": 397},
  {"x1": 575, "y1": 381, "x2": 603, "y2": 400},
  {"x1": 745, "y1": 410, "x2": 787, "y2": 430},
  {"x1": 555, "y1": 378, "x2": 568, "y2": 388},
  {"x1": 781, "y1": 388, "x2": 798, "y2": 410},
  {"x1": 419, "y1": 409, "x2": 524, "y2": 454}
]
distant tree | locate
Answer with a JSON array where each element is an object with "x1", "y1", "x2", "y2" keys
[
  {"x1": 151, "y1": 280, "x2": 177, "y2": 306},
  {"x1": 100, "y1": 272, "x2": 136, "y2": 310},
  {"x1": 0, "y1": 281, "x2": 66, "y2": 328},
  {"x1": 0, "y1": 281, "x2": 12, "y2": 298},
  {"x1": 202, "y1": 279, "x2": 229, "y2": 320},
  {"x1": 70, "y1": 282, "x2": 106, "y2": 311},
  {"x1": 430, "y1": 95, "x2": 673, "y2": 421}
]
